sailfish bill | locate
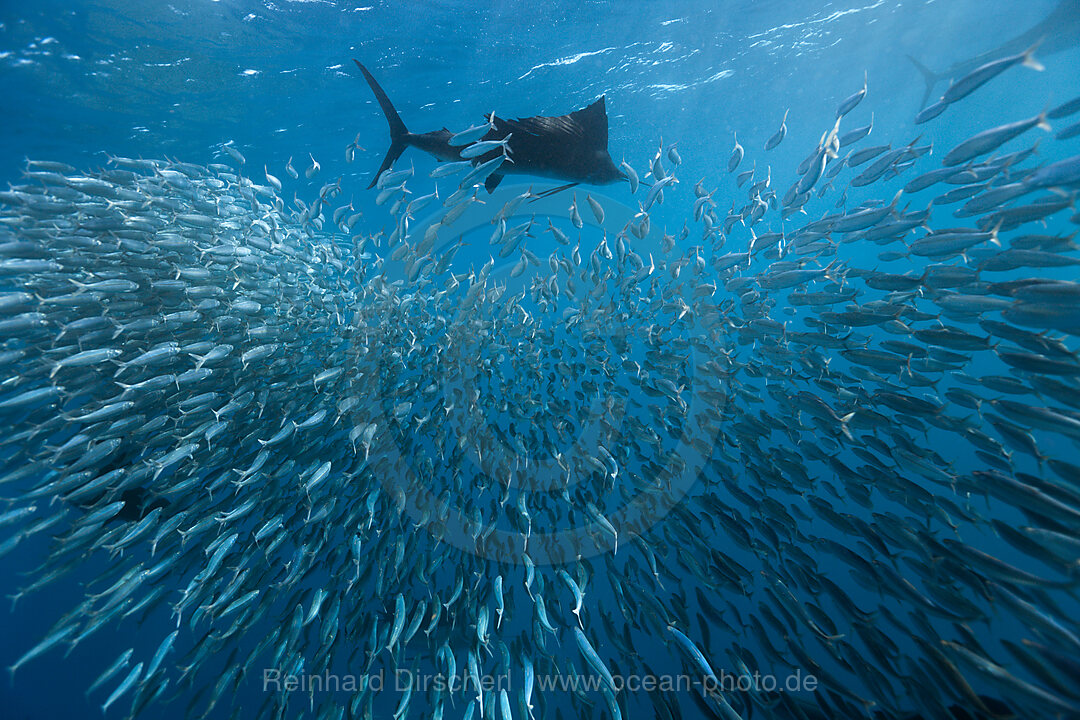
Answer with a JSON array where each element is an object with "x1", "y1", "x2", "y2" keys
[{"x1": 354, "y1": 60, "x2": 626, "y2": 193}]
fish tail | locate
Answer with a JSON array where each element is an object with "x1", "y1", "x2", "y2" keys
[
  {"x1": 1036, "y1": 108, "x2": 1052, "y2": 133},
  {"x1": 905, "y1": 54, "x2": 938, "y2": 109},
  {"x1": 354, "y1": 60, "x2": 411, "y2": 190},
  {"x1": 1022, "y1": 38, "x2": 1046, "y2": 71},
  {"x1": 839, "y1": 411, "x2": 855, "y2": 441}
]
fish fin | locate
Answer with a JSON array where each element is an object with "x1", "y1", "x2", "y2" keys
[
  {"x1": 484, "y1": 173, "x2": 504, "y2": 194},
  {"x1": 1021, "y1": 38, "x2": 1046, "y2": 71},
  {"x1": 531, "y1": 183, "x2": 579, "y2": 201},
  {"x1": 354, "y1": 60, "x2": 411, "y2": 190},
  {"x1": 889, "y1": 189, "x2": 904, "y2": 212},
  {"x1": 1036, "y1": 109, "x2": 1052, "y2": 132},
  {"x1": 906, "y1": 54, "x2": 939, "y2": 109},
  {"x1": 839, "y1": 412, "x2": 855, "y2": 441}
]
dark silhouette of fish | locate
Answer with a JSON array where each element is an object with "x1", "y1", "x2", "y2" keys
[
  {"x1": 354, "y1": 60, "x2": 625, "y2": 193},
  {"x1": 908, "y1": 0, "x2": 1080, "y2": 108},
  {"x1": 69, "y1": 454, "x2": 171, "y2": 522}
]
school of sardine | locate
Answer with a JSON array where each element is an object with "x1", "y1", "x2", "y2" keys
[{"x1": 2, "y1": 49, "x2": 1080, "y2": 720}]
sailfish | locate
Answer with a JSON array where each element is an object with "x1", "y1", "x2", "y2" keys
[
  {"x1": 907, "y1": 0, "x2": 1080, "y2": 108},
  {"x1": 354, "y1": 60, "x2": 625, "y2": 194}
]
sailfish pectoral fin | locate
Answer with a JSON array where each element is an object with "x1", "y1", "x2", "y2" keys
[{"x1": 530, "y1": 183, "x2": 579, "y2": 201}]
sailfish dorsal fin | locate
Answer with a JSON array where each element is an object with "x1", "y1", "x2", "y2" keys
[{"x1": 570, "y1": 96, "x2": 609, "y2": 148}]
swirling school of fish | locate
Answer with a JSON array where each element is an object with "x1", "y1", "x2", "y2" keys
[{"x1": 2, "y1": 46, "x2": 1080, "y2": 720}]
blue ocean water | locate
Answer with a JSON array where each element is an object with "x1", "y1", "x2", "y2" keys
[{"x1": 0, "y1": 1, "x2": 1079, "y2": 719}]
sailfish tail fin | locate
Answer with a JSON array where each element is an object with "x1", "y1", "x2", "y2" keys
[
  {"x1": 906, "y1": 54, "x2": 939, "y2": 109},
  {"x1": 354, "y1": 60, "x2": 411, "y2": 189}
]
